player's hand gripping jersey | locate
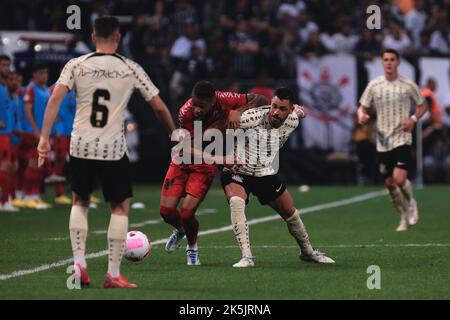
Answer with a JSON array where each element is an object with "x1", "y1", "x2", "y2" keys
[{"x1": 176, "y1": 91, "x2": 247, "y2": 167}]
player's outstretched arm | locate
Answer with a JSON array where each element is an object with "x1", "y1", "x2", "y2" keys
[
  {"x1": 37, "y1": 84, "x2": 68, "y2": 167},
  {"x1": 148, "y1": 95, "x2": 176, "y2": 134}
]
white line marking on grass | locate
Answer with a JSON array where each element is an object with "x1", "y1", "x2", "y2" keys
[
  {"x1": 1, "y1": 190, "x2": 386, "y2": 281},
  {"x1": 196, "y1": 243, "x2": 450, "y2": 249}
]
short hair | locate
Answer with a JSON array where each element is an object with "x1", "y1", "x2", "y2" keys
[
  {"x1": 192, "y1": 81, "x2": 215, "y2": 100},
  {"x1": 382, "y1": 48, "x2": 400, "y2": 60},
  {"x1": 6, "y1": 70, "x2": 17, "y2": 77},
  {"x1": 274, "y1": 87, "x2": 293, "y2": 103},
  {"x1": 31, "y1": 62, "x2": 48, "y2": 74},
  {"x1": 0, "y1": 54, "x2": 11, "y2": 62},
  {"x1": 93, "y1": 15, "x2": 120, "y2": 38}
]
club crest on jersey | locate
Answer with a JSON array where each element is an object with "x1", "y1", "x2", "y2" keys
[{"x1": 164, "y1": 178, "x2": 175, "y2": 190}]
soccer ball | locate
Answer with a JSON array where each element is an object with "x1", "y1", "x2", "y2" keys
[{"x1": 124, "y1": 231, "x2": 151, "y2": 262}]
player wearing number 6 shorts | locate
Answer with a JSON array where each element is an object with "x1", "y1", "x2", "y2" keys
[{"x1": 37, "y1": 16, "x2": 176, "y2": 288}]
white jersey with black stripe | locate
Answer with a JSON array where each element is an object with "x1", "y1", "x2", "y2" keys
[
  {"x1": 359, "y1": 75, "x2": 423, "y2": 152},
  {"x1": 56, "y1": 52, "x2": 159, "y2": 160},
  {"x1": 235, "y1": 106, "x2": 299, "y2": 177}
]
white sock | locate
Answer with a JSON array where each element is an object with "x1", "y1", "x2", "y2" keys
[
  {"x1": 230, "y1": 196, "x2": 252, "y2": 258},
  {"x1": 389, "y1": 186, "x2": 408, "y2": 219},
  {"x1": 286, "y1": 209, "x2": 313, "y2": 255},
  {"x1": 399, "y1": 179, "x2": 414, "y2": 203},
  {"x1": 69, "y1": 205, "x2": 89, "y2": 267},
  {"x1": 107, "y1": 214, "x2": 128, "y2": 277},
  {"x1": 188, "y1": 243, "x2": 198, "y2": 251}
]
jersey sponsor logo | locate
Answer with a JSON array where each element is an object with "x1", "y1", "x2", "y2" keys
[
  {"x1": 164, "y1": 178, "x2": 175, "y2": 190},
  {"x1": 275, "y1": 184, "x2": 283, "y2": 192},
  {"x1": 397, "y1": 162, "x2": 405, "y2": 166},
  {"x1": 77, "y1": 68, "x2": 132, "y2": 79}
]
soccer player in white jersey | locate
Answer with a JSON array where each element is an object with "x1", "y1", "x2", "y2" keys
[
  {"x1": 357, "y1": 49, "x2": 426, "y2": 231},
  {"x1": 221, "y1": 87, "x2": 335, "y2": 267},
  {"x1": 37, "y1": 16, "x2": 176, "y2": 288}
]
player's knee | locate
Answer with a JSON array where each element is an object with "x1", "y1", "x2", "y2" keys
[
  {"x1": 110, "y1": 203, "x2": 129, "y2": 216},
  {"x1": 384, "y1": 177, "x2": 396, "y2": 190},
  {"x1": 393, "y1": 175, "x2": 406, "y2": 187},
  {"x1": 160, "y1": 206, "x2": 178, "y2": 219}
]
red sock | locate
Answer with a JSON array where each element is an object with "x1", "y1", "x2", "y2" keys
[
  {"x1": 160, "y1": 206, "x2": 182, "y2": 229},
  {"x1": 23, "y1": 167, "x2": 42, "y2": 196},
  {"x1": 0, "y1": 171, "x2": 8, "y2": 204},
  {"x1": 17, "y1": 160, "x2": 26, "y2": 192},
  {"x1": 8, "y1": 171, "x2": 16, "y2": 200},
  {"x1": 180, "y1": 208, "x2": 198, "y2": 246}
]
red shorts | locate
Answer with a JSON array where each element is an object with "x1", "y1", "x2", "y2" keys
[
  {"x1": 0, "y1": 135, "x2": 12, "y2": 162},
  {"x1": 161, "y1": 163, "x2": 217, "y2": 201},
  {"x1": 19, "y1": 132, "x2": 38, "y2": 159},
  {"x1": 52, "y1": 136, "x2": 70, "y2": 159}
]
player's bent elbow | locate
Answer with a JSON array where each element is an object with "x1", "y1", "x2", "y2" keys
[{"x1": 149, "y1": 95, "x2": 165, "y2": 112}]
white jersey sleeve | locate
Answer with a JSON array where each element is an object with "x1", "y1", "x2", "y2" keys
[
  {"x1": 407, "y1": 79, "x2": 424, "y2": 106},
  {"x1": 359, "y1": 77, "x2": 381, "y2": 109},
  {"x1": 124, "y1": 58, "x2": 159, "y2": 102},
  {"x1": 56, "y1": 58, "x2": 79, "y2": 90}
]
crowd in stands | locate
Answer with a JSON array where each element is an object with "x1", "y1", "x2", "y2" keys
[{"x1": 0, "y1": 0, "x2": 449, "y2": 187}]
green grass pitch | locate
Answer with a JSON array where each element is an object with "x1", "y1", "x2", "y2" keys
[{"x1": 0, "y1": 185, "x2": 449, "y2": 299}]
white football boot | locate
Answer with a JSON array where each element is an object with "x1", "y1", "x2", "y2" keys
[
  {"x1": 233, "y1": 256, "x2": 255, "y2": 268},
  {"x1": 165, "y1": 229, "x2": 185, "y2": 253},
  {"x1": 396, "y1": 218, "x2": 409, "y2": 231},
  {"x1": 0, "y1": 202, "x2": 19, "y2": 212},
  {"x1": 300, "y1": 249, "x2": 335, "y2": 264},
  {"x1": 186, "y1": 247, "x2": 201, "y2": 266}
]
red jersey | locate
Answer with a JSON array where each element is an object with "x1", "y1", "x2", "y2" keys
[{"x1": 178, "y1": 91, "x2": 247, "y2": 134}]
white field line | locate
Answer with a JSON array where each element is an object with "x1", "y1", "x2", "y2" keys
[
  {"x1": 0, "y1": 190, "x2": 386, "y2": 281},
  {"x1": 196, "y1": 243, "x2": 450, "y2": 249}
]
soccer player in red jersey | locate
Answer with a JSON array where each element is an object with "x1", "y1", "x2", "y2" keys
[
  {"x1": 160, "y1": 80, "x2": 268, "y2": 265},
  {"x1": 22, "y1": 63, "x2": 52, "y2": 209}
]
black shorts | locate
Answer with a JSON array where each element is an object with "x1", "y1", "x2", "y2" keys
[
  {"x1": 221, "y1": 169, "x2": 286, "y2": 205},
  {"x1": 69, "y1": 155, "x2": 133, "y2": 203},
  {"x1": 377, "y1": 145, "x2": 411, "y2": 178}
]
